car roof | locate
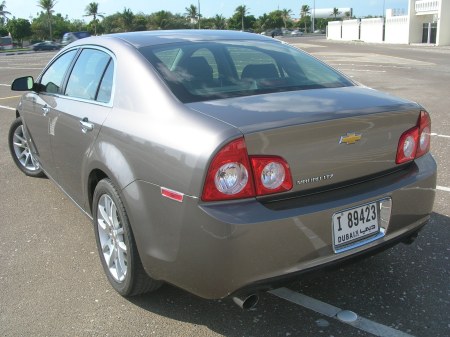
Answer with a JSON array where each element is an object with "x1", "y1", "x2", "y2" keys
[{"x1": 74, "y1": 30, "x2": 276, "y2": 49}]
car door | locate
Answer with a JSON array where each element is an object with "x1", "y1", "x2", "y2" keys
[
  {"x1": 24, "y1": 49, "x2": 78, "y2": 178},
  {"x1": 51, "y1": 48, "x2": 114, "y2": 207}
]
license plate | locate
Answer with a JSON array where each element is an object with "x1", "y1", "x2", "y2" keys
[{"x1": 332, "y1": 202, "x2": 379, "y2": 248}]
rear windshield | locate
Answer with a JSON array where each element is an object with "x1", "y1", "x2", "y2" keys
[{"x1": 139, "y1": 40, "x2": 353, "y2": 103}]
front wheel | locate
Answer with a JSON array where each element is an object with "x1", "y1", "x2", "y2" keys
[
  {"x1": 8, "y1": 117, "x2": 45, "y2": 177},
  {"x1": 92, "y1": 178, "x2": 162, "y2": 296}
]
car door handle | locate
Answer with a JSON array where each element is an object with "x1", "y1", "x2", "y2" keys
[
  {"x1": 80, "y1": 118, "x2": 94, "y2": 133},
  {"x1": 42, "y1": 105, "x2": 50, "y2": 116}
]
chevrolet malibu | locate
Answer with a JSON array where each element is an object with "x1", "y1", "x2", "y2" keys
[{"x1": 9, "y1": 30, "x2": 436, "y2": 309}]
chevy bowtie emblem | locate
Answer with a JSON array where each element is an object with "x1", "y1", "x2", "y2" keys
[{"x1": 339, "y1": 133, "x2": 362, "y2": 145}]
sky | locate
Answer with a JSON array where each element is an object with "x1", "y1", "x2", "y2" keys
[{"x1": 5, "y1": 0, "x2": 409, "y2": 21}]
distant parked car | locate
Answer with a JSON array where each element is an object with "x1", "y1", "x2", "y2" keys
[
  {"x1": 314, "y1": 29, "x2": 325, "y2": 34},
  {"x1": 291, "y1": 29, "x2": 304, "y2": 37},
  {"x1": 32, "y1": 41, "x2": 60, "y2": 51}
]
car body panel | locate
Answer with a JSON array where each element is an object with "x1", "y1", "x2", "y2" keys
[
  {"x1": 20, "y1": 93, "x2": 56, "y2": 177},
  {"x1": 51, "y1": 97, "x2": 111, "y2": 206}
]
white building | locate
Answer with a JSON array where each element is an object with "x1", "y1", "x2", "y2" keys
[{"x1": 326, "y1": 0, "x2": 450, "y2": 46}]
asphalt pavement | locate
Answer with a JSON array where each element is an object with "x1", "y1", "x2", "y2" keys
[{"x1": 0, "y1": 37, "x2": 449, "y2": 337}]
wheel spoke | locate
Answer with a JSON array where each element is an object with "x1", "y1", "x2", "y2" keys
[
  {"x1": 111, "y1": 203, "x2": 119, "y2": 229},
  {"x1": 108, "y1": 246, "x2": 118, "y2": 268},
  {"x1": 14, "y1": 133, "x2": 26, "y2": 144},
  {"x1": 98, "y1": 204, "x2": 110, "y2": 230},
  {"x1": 13, "y1": 141, "x2": 26, "y2": 149}
]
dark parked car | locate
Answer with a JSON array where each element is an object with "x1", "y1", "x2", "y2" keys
[
  {"x1": 9, "y1": 30, "x2": 436, "y2": 309},
  {"x1": 32, "y1": 41, "x2": 61, "y2": 51}
]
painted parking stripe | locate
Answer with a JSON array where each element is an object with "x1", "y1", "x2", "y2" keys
[
  {"x1": 0, "y1": 95, "x2": 21, "y2": 100},
  {"x1": 437, "y1": 186, "x2": 450, "y2": 192},
  {"x1": 431, "y1": 133, "x2": 450, "y2": 139},
  {"x1": 0, "y1": 104, "x2": 14, "y2": 111},
  {"x1": 0, "y1": 84, "x2": 10, "y2": 87},
  {"x1": 270, "y1": 287, "x2": 415, "y2": 337}
]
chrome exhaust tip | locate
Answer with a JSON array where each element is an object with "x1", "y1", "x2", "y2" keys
[{"x1": 232, "y1": 293, "x2": 259, "y2": 310}]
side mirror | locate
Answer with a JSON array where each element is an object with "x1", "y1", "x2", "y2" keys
[{"x1": 11, "y1": 76, "x2": 35, "y2": 91}]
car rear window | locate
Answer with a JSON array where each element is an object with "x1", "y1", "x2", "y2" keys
[{"x1": 139, "y1": 40, "x2": 353, "y2": 103}]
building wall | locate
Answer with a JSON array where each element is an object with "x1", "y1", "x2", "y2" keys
[
  {"x1": 341, "y1": 19, "x2": 360, "y2": 41},
  {"x1": 437, "y1": 0, "x2": 450, "y2": 45},
  {"x1": 385, "y1": 15, "x2": 409, "y2": 43},
  {"x1": 327, "y1": 21, "x2": 342, "y2": 40},
  {"x1": 360, "y1": 18, "x2": 384, "y2": 43}
]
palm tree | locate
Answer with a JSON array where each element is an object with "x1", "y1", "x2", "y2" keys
[
  {"x1": 0, "y1": 1, "x2": 11, "y2": 26},
  {"x1": 84, "y1": 2, "x2": 104, "y2": 35},
  {"x1": 235, "y1": 5, "x2": 249, "y2": 31},
  {"x1": 212, "y1": 14, "x2": 226, "y2": 30},
  {"x1": 344, "y1": 11, "x2": 352, "y2": 20},
  {"x1": 120, "y1": 8, "x2": 134, "y2": 32},
  {"x1": 300, "y1": 5, "x2": 310, "y2": 33},
  {"x1": 281, "y1": 9, "x2": 292, "y2": 29},
  {"x1": 331, "y1": 7, "x2": 341, "y2": 19},
  {"x1": 37, "y1": 0, "x2": 56, "y2": 40},
  {"x1": 185, "y1": 4, "x2": 198, "y2": 29}
]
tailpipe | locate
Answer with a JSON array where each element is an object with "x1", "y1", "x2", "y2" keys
[{"x1": 232, "y1": 293, "x2": 259, "y2": 310}]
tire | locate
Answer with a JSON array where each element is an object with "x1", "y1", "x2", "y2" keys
[
  {"x1": 8, "y1": 117, "x2": 45, "y2": 177},
  {"x1": 92, "y1": 178, "x2": 162, "y2": 296}
]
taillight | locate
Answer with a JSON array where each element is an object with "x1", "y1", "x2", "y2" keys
[
  {"x1": 416, "y1": 110, "x2": 431, "y2": 158},
  {"x1": 250, "y1": 156, "x2": 293, "y2": 196},
  {"x1": 396, "y1": 110, "x2": 431, "y2": 164},
  {"x1": 201, "y1": 138, "x2": 255, "y2": 201},
  {"x1": 201, "y1": 138, "x2": 293, "y2": 201}
]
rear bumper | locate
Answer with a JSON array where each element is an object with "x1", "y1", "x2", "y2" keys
[{"x1": 123, "y1": 154, "x2": 436, "y2": 299}]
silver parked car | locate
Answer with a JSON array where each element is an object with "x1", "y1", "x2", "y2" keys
[{"x1": 9, "y1": 30, "x2": 436, "y2": 309}]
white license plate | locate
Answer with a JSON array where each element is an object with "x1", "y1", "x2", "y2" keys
[{"x1": 332, "y1": 202, "x2": 379, "y2": 248}]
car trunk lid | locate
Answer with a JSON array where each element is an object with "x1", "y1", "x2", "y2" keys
[{"x1": 187, "y1": 86, "x2": 422, "y2": 193}]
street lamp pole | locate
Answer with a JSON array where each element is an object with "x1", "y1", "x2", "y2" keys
[
  {"x1": 312, "y1": 0, "x2": 315, "y2": 33},
  {"x1": 198, "y1": 0, "x2": 201, "y2": 29}
]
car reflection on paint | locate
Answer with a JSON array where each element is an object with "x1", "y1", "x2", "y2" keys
[
  {"x1": 9, "y1": 30, "x2": 436, "y2": 309},
  {"x1": 32, "y1": 41, "x2": 61, "y2": 51}
]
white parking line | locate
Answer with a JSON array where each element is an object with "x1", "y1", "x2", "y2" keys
[
  {"x1": 437, "y1": 186, "x2": 450, "y2": 192},
  {"x1": 0, "y1": 104, "x2": 14, "y2": 111},
  {"x1": 270, "y1": 287, "x2": 416, "y2": 337},
  {"x1": 0, "y1": 84, "x2": 10, "y2": 87},
  {"x1": 431, "y1": 133, "x2": 450, "y2": 139}
]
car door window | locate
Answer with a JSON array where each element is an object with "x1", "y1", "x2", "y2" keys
[
  {"x1": 65, "y1": 49, "x2": 111, "y2": 101},
  {"x1": 40, "y1": 50, "x2": 77, "y2": 94}
]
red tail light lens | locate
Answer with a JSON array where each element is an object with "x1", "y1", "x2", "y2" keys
[
  {"x1": 416, "y1": 110, "x2": 431, "y2": 158},
  {"x1": 396, "y1": 110, "x2": 431, "y2": 164},
  {"x1": 250, "y1": 156, "x2": 293, "y2": 196},
  {"x1": 201, "y1": 138, "x2": 293, "y2": 201},
  {"x1": 201, "y1": 138, "x2": 255, "y2": 201}
]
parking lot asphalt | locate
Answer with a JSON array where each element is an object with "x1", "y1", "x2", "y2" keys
[{"x1": 0, "y1": 37, "x2": 449, "y2": 337}]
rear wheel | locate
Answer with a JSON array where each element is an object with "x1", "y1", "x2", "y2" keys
[
  {"x1": 92, "y1": 178, "x2": 162, "y2": 296},
  {"x1": 8, "y1": 117, "x2": 45, "y2": 177}
]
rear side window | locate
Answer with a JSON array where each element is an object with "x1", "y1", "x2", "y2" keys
[
  {"x1": 96, "y1": 61, "x2": 114, "y2": 103},
  {"x1": 65, "y1": 49, "x2": 111, "y2": 101},
  {"x1": 40, "y1": 50, "x2": 77, "y2": 94}
]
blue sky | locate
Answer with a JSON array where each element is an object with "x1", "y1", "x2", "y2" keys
[{"x1": 6, "y1": 0, "x2": 409, "y2": 21}]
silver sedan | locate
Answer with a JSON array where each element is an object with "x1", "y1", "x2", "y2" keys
[{"x1": 9, "y1": 30, "x2": 436, "y2": 309}]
